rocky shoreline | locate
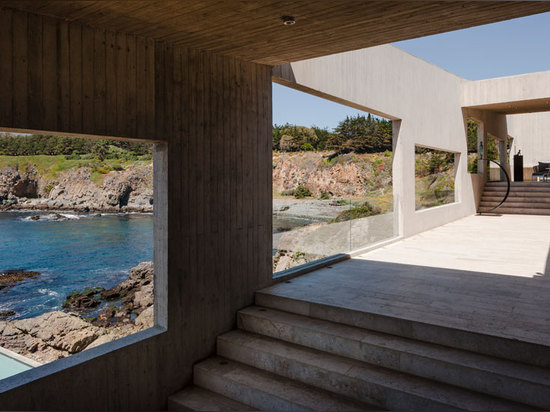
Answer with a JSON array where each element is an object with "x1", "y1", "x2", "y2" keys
[
  {"x1": 0, "y1": 262, "x2": 154, "y2": 364},
  {"x1": 0, "y1": 164, "x2": 153, "y2": 213}
]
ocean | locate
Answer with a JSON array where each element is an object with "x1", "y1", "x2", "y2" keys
[
  {"x1": 0, "y1": 211, "x2": 154, "y2": 320},
  {"x1": 0, "y1": 210, "x2": 320, "y2": 320}
]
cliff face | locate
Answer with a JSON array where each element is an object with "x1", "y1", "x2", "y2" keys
[
  {"x1": 272, "y1": 151, "x2": 393, "y2": 198},
  {"x1": 0, "y1": 163, "x2": 153, "y2": 212}
]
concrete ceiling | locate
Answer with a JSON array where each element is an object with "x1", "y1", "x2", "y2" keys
[
  {"x1": 2, "y1": 1, "x2": 550, "y2": 65},
  {"x1": 466, "y1": 98, "x2": 550, "y2": 115}
]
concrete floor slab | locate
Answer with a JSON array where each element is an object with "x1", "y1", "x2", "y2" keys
[
  {"x1": 361, "y1": 214, "x2": 550, "y2": 278},
  {"x1": 260, "y1": 215, "x2": 550, "y2": 347}
]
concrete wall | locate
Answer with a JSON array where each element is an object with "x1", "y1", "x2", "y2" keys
[
  {"x1": 0, "y1": 8, "x2": 273, "y2": 410},
  {"x1": 508, "y1": 112, "x2": 550, "y2": 169},
  {"x1": 274, "y1": 45, "x2": 477, "y2": 237},
  {"x1": 462, "y1": 72, "x2": 550, "y2": 179},
  {"x1": 462, "y1": 71, "x2": 550, "y2": 108}
]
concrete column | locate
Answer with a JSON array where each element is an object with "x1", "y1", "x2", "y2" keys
[{"x1": 477, "y1": 122, "x2": 485, "y2": 177}]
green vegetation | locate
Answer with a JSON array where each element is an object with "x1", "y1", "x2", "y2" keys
[
  {"x1": 415, "y1": 148, "x2": 455, "y2": 210},
  {"x1": 466, "y1": 120, "x2": 499, "y2": 174},
  {"x1": 0, "y1": 133, "x2": 152, "y2": 160},
  {"x1": 0, "y1": 133, "x2": 153, "y2": 184},
  {"x1": 331, "y1": 200, "x2": 381, "y2": 223},
  {"x1": 273, "y1": 114, "x2": 392, "y2": 154},
  {"x1": 318, "y1": 190, "x2": 331, "y2": 200},
  {"x1": 0, "y1": 154, "x2": 149, "y2": 182},
  {"x1": 293, "y1": 185, "x2": 312, "y2": 199}
]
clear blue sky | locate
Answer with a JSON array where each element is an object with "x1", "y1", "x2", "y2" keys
[{"x1": 273, "y1": 11, "x2": 550, "y2": 130}]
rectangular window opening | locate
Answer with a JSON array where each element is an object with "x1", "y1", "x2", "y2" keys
[
  {"x1": 272, "y1": 83, "x2": 397, "y2": 274},
  {"x1": 0, "y1": 130, "x2": 163, "y2": 382},
  {"x1": 415, "y1": 145, "x2": 457, "y2": 210}
]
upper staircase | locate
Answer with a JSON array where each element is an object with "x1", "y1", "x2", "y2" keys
[
  {"x1": 169, "y1": 292, "x2": 550, "y2": 411},
  {"x1": 479, "y1": 181, "x2": 550, "y2": 215}
]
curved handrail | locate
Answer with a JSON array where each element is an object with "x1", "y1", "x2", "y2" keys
[{"x1": 480, "y1": 159, "x2": 511, "y2": 214}]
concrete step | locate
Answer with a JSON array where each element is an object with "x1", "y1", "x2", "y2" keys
[
  {"x1": 168, "y1": 386, "x2": 256, "y2": 411},
  {"x1": 479, "y1": 201, "x2": 550, "y2": 209},
  {"x1": 237, "y1": 306, "x2": 550, "y2": 409},
  {"x1": 255, "y1": 291, "x2": 550, "y2": 368},
  {"x1": 478, "y1": 207, "x2": 550, "y2": 215},
  {"x1": 218, "y1": 330, "x2": 530, "y2": 411},
  {"x1": 486, "y1": 182, "x2": 550, "y2": 187},
  {"x1": 481, "y1": 196, "x2": 550, "y2": 202},
  {"x1": 484, "y1": 187, "x2": 550, "y2": 193},
  {"x1": 194, "y1": 356, "x2": 375, "y2": 411}
]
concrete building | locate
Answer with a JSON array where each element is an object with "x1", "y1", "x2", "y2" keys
[{"x1": 1, "y1": 1, "x2": 550, "y2": 410}]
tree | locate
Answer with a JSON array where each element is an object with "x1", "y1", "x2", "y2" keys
[
  {"x1": 328, "y1": 114, "x2": 392, "y2": 154},
  {"x1": 311, "y1": 126, "x2": 333, "y2": 150},
  {"x1": 278, "y1": 125, "x2": 318, "y2": 152},
  {"x1": 91, "y1": 139, "x2": 110, "y2": 161},
  {"x1": 272, "y1": 123, "x2": 291, "y2": 150}
]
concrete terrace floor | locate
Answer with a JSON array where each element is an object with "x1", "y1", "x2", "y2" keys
[{"x1": 262, "y1": 214, "x2": 550, "y2": 346}]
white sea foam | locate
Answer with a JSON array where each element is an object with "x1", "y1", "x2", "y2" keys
[
  {"x1": 37, "y1": 288, "x2": 58, "y2": 296},
  {"x1": 21, "y1": 213, "x2": 82, "y2": 222}
]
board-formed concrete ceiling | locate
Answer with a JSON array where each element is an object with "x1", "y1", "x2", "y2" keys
[{"x1": 2, "y1": 1, "x2": 550, "y2": 65}]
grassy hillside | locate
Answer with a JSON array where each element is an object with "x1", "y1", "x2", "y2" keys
[{"x1": 0, "y1": 155, "x2": 152, "y2": 185}]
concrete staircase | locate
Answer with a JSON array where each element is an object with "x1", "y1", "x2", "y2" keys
[
  {"x1": 169, "y1": 297, "x2": 550, "y2": 411},
  {"x1": 479, "y1": 181, "x2": 550, "y2": 215}
]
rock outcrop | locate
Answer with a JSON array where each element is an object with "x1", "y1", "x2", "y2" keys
[
  {"x1": 0, "y1": 166, "x2": 40, "y2": 205},
  {"x1": 0, "y1": 163, "x2": 153, "y2": 212},
  {"x1": 0, "y1": 262, "x2": 154, "y2": 364},
  {"x1": 0, "y1": 270, "x2": 40, "y2": 292},
  {"x1": 272, "y1": 151, "x2": 393, "y2": 198}
]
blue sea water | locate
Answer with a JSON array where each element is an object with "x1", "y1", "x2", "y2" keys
[{"x1": 0, "y1": 211, "x2": 153, "y2": 320}]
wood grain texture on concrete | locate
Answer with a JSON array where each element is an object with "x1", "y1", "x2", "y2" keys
[
  {"x1": 258, "y1": 215, "x2": 550, "y2": 349},
  {"x1": 237, "y1": 306, "x2": 550, "y2": 409},
  {"x1": 0, "y1": 7, "x2": 273, "y2": 410},
  {"x1": 168, "y1": 386, "x2": 256, "y2": 411},
  {"x1": 217, "y1": 330, "x2": 528, "y2": 411},
  {"x1": 3, "y1": 2, "x2": 550, "y2": 65},
  {"x1": 194, "y1": 356, "x2": 374, "y2": 412}
]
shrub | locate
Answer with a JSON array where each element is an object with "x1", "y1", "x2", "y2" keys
[
  {"x1": 300, "y1": 143, "x2": 315, "y2": 151},
  {"x1": 331, "y1": 201, "x2": 381, "y2": 222},
  {"x1": 294, "y1": 185, "x2": 312, "y2": 199},
  {"x1": 43, "y1": 183, "x2": 55, "y2": 195},
  {"x1": 319, "y1": 190, "x2": 331, "y2": 200}
]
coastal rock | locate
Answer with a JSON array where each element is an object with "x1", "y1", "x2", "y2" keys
[
  {"x1": 0, "y1": 166, "x2": 39, "y2": 205},
  {"x1": 135, "y1": 306, "x2": 153, "y2": 327},
  {"x1": 63, "y1": 287, "x2": 104, "y2": 310},
  {"x1": 0, "y1": 310, "x2": 16, "y2": 320},
  {"x1": 0, "y1": 163, "x2": 153, "y2": 212},
  {"x1": 272, "y1": 151, "x2": 392, "y2": 198},
  {"x1": 0, "y1": 311, "x2": 96, "y2": 363},
  {"x1": 0, "y1": 261, "x2": 154, "y2": 364},
  {"x1": 0, "y1": 270, "x2": 40, "y2": 291},
  {"x1": 11, "y1": 311, "x2": 100, "y2": 353}
]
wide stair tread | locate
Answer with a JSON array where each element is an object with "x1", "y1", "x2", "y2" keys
[
  {"x1": 219, "y1": 329, "x2": 533, "y2": 411},
  {"x1": 484, "y1": 187, "x2": 550, "y2": 193},
  {"x1": 478, "y1": 207, "x2": 550, "y2": 215},
  {"x1": 480, "y1": 201, "x2": 550, "y2": 208},
  {"x1": 480, "y1": 183, "x2": 550, "y2": 215},
  {"x1": 237, "y1": 306, "x2": 550, "y2": 409},
  {"x1": 194, "y1": 356, "x2": 376, "y2": 411},
  {"x1": 481, "y1": 197, "x2": 550, "y2": 203},
  {"x1": 168, "y1": 386, "x2": 257, "y2": 411}
]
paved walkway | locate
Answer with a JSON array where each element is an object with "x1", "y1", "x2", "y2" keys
[
  {"x1": 264, "y1": 215, "x2": 550, "y2": 345},
  {"x1": 361, "y1": 214, "x2": 550, "y2": 278}
]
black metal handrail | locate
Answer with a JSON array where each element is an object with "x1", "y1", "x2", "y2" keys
[{"x1": 480, "y1": 159, "x2": 511, "y2": 214}]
